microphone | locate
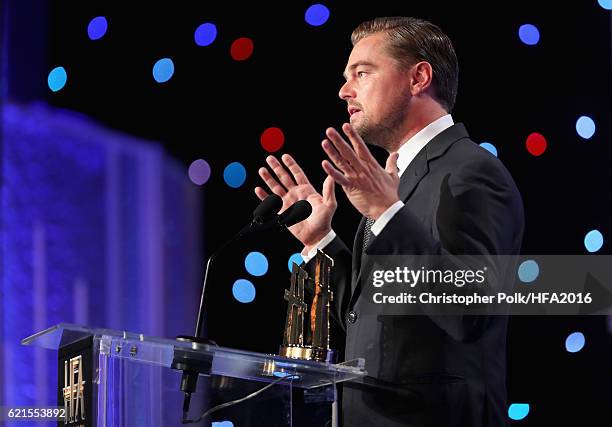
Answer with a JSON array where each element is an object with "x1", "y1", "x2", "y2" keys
[
  {"x1": 236, "y1": 194, "x2": 283, "y2": 237},
  {"x1": 278, "y1": 199, "x2": 312, "y2": 227},
  {"x1": 245, "y1": 199, "x2": 313, "y2": 233},
  {"x1": 253, "y1": 193, "x2": 283, "y2": 223}
]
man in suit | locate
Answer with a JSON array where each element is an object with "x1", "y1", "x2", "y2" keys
[{"x1": 255, "y1": 17, "x2": 524, "y2": 426}]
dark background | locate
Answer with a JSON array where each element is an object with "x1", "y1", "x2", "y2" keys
[{"x1": 5, "y1": 0, "x2": 612, "y2": 424}]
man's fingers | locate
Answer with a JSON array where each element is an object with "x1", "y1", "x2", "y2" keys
[
  {"x1": 322, "y1": 139, "x2": 356, "y2": 176},
  {"x1": 322, "y1": 160, "x2": 350, "y2": 187},
  {"x1": 266, "y1": 155, "x2": 297, "y2": 189},
  {"x1": 322, "y1": 175, "x2": 336, "y2": 206},
  {"x1": 325, "y1": 127, "x2": 361, "y2": 169},
  {"x1": 254, "y1": 187, "x2": 268, "y2": 201},
  {"x1": 258, "y1": 166, "x2": 288, "y2": 196},
  {"x1": 341, "y1": 123, "x2": 376, "y2": 163},
  {"x1": 281, "y1": 154, "x2": 311, "y2": 186}
]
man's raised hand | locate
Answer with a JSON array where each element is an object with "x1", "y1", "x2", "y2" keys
[
  {"x1": 255, "y1": 154, "x2": 337, "y2": 251},
  {"x1": 321, "y1": 123, "x2": 400, "y2": 220}
]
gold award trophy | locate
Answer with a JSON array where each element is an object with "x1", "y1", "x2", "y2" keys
[{"x1": 279, "y1": 250, "x2": 334, "y2": 362}]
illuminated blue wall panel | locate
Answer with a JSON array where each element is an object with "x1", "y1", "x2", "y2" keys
[{"x1": 0, "y1": 102, "x2": 202, "y2": 415}]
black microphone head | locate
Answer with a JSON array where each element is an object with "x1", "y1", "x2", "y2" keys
[
  {"x1": 278, "y1": 200, "x2": 312, "y2": 227},
  {"x1": 253, "y1": 194, "x2": 282, "y2": 221}
]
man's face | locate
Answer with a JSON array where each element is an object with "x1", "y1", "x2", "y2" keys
[{"x1": 339, "y1": 32, "x2": 412, "y2": 150}]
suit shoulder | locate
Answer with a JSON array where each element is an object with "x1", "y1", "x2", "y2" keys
[
  {"x1": 447, "y1": 137, "x2": 500, "y2": 166},
  {"x1": 445, "y1": 137, "x2": 517, "y2": 188}
]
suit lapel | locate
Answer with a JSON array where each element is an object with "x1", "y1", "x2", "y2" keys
[
  {"x1": 350, "y1": 217, "x2": 367, "y2": 293},
  {"x1": 397, "y1": 122, "x2": 470, "y2": 204},
  {"x1": 398, "y1": 148, "x2": 430, "y2": 201}
]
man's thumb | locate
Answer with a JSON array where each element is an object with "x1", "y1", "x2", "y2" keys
[{"x1": 386, "y1": 152, "x2": 400, "y2": 175}]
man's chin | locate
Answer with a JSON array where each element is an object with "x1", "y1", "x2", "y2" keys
[
  {"x1": 352, "y1": 120, "x2": 368, "y2": 138},
  {"x1": 353, "y1": 123, "x2": 375, "y2": 145},
  {"x1": 355, "y1": 125, "x2": 393, "y2": 150}
]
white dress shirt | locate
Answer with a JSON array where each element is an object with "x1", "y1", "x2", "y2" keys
[{"x1": 301, "y1": 114, "x2": 454, "y2": 262}]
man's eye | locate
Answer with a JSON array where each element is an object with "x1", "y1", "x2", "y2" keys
[{"x1": 357, "y1": 71, "x2": 367, "y2": 78}]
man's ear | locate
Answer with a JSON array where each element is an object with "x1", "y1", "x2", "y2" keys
[{"x1": 409, "y1": 61, "x2": 433, "y2": 96}]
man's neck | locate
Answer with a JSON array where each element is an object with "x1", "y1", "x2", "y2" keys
[{"x1": 388, "y1": 104, "x2": 449, "y2": 153}]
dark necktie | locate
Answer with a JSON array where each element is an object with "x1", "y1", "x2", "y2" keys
[{"x1": 362, "y1": 217, "x2": 375, "y2": 253}]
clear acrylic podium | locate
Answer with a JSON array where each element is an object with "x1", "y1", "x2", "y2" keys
[{"x1": 22, "y1": 324, "x2": 366, "y2": 426}]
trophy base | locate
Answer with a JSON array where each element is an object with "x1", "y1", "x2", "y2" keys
[{"x1": 279, "y1": 345, "x2": 329, "y2": 362}]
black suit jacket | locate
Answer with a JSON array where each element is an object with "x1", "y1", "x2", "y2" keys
[{"x1": 306, "y1": 123, "x2": 524, "y2": 426}]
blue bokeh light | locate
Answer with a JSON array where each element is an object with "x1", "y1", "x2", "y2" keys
[
  {"x1": 288, "y1": 253, "x2": 304, "y2": 272},
  {"x1": 212, "y1": 421, "x2": 234, "y2": 427},
  {"x1": 598, "y1": 0, "x2": 612, "y2": 10},
  {"x1": 223, "y1": 162, "x2": 247, "y2": 188},
  {"x1": 87, "y1": 16, "x2": 108, "y2": 40},
  {"x1": 518, "y1": 24, "x2": 540, "y2": 45},
  {"x1": 479, "y1": 142, "x2": 498, "y2": 157},
  {"x1": 518, "y1": 260, "x2": 539, "y2": 283},
  {"x1": 48, "y1": 66, "x2": 67, "y2": 92},
  {"x1": 245, "y1": 252, "x2": 268, "y2": 276},
  {"x1": 305, "y1": 4, "x2": 330, "y2": 26},
  {"x1": 565, "y1": 331, "x2": 585, "y2": 353},
  {"x1": 576, "y1": 116, "x2": 596, "y2": 139},
  {"x1": 508, "y1": 403, "x2": 530, "y2": 420},
  {"x1": 584, "y1": 229, "x2": 603, "y2": 252},
  {"x1": 232, "y1": 279, "x2": 255, "y2": 303},
  {"x1": 195, "y1": 22, "x2": 217, "y2": 46},
  {"x1": 152, "y1": 58, "x2": 175, "y2": 83}
]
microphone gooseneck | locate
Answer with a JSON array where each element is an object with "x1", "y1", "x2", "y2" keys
[{"x1": 177, "y1": 196, "x2": 312, "y2": 420}]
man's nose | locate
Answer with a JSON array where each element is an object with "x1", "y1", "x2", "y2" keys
[{"x1": 338, "y1": 80, "x2": 355, "y2": 101}]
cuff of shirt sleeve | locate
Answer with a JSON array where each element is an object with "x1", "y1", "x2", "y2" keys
[
  {"x1": 371, "y1": 201, "x2": 405, "y2": 236},
  {"x1": 300, "y1": 230, "x2": 337, "y2": 263}
]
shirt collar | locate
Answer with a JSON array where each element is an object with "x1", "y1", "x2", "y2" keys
[{"x1": 396, "y1": 114, "x2": 454, "y2": 177}]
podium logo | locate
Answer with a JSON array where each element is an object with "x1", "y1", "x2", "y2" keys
[{"x1": 63, "y1": 355, "x2": 86, "y2": 424}]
